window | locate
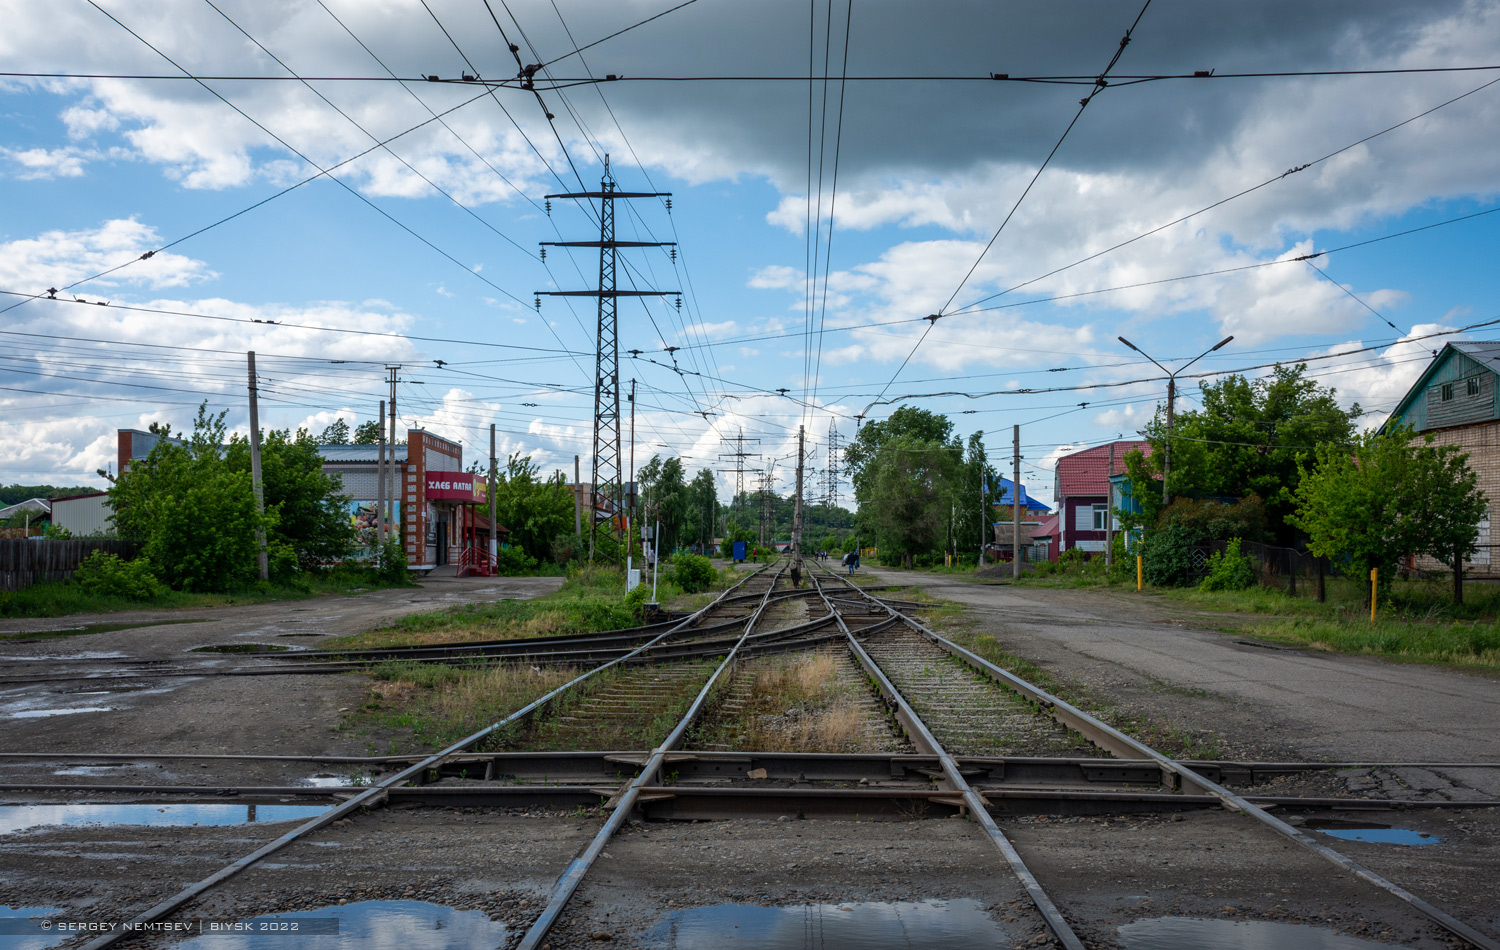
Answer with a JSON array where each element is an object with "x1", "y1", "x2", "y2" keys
[
  {"x1": 1468, "y1": 377, "x2": 1482, "y2": 396},
  {"x1": 1441, "y1": 382, "x2": 1454, "y2": 401},
  {"x1": 1091, "y1": 503, "x2": 1108, "y2": 530}
]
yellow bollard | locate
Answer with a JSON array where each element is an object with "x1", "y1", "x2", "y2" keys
[
  {"x1": 1370, "y1": 567, "x2": 1378, "y2": 622},
  {"x1": 1137, "y1": 555, "x2": 1143, "y2": 591}
]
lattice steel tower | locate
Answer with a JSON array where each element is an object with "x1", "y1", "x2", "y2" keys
[
  {"x1": 538, "y1": 157, "x2": 675, "y2": 562},
  {"x1": 824, "y1": 422, "x2": 843, "y2": 509}
]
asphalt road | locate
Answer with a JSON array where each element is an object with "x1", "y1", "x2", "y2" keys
[{"x1": 866, "y1": 567, "x2": 1500, "y2": 788}]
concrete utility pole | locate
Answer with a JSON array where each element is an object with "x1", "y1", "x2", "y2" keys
[
  {"x1": 386, "y1": 367, "x2": 398, "y2": 534},
  {"x1": 376, "y1": 399, "x2": 387, "y2": 546},
  {"x1": 1117, "y1": 335, "x2": 1233, "y2": 507},
  {"x1": 792, "y1": 425, "x2": 806, "y2": 583},
  {"x1": 1012, "y1": 424, "x2": 1022, "y2": 582},
  {"x1": 574, "y1": 455, "x2": 583, "y2": 537},
  {"x1": 246, "y1": 351, "x2": 269, "y2": 581},
  {"x1": 489, "y1": 424, "x2": 498, "y2": 562},
  {"x1": 979, "y1": 471, "x2": 987, "y2": 567},
  {"x1": 628, "y1": 378, "x2": 637, "y2": 557},
  {"x1": 1105, "y1": 442, "x2": 1116, "y2": 567}
]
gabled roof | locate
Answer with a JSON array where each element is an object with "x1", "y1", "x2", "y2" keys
[
  {"x1": 0, "y1": 498, "x2": 51, "y2": 519},
  {"x1": 991, "y1": 476, "x2": 1050, "y2": 512},
  {"x1": 1383, "y1": 341, "x2": 1500, "y2": 433},
  {"x1": 1028, "y1": 513, "x2": 1060, "y2": 539},
  {"x1": 318, "y1": 444, "x2": 410, "y2": 463},
  {"x1": 1056, "y1": 441, "x2": 1149, "y2": 498}
]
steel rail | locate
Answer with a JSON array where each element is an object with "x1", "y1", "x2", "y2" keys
[
  {"x1": 75, "y1": 562, "x2": 775, "y2": 950},
  {"x1": 514, "y1": 560, "x2": 791, "y2": 950},
  {"x1": 815, "y1": 561, "x2": 1500, "y2": 950},
  {"x1": 807, "y1": 569, "x2": 1087, "y2": 950}
]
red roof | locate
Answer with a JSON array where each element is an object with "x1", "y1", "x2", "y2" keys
[
  {"x1": 1028, "y1": 514, "x2": 1060, "y2": 539},
  {"x1": 1055, "y1": 441, "x2": 1150, "y2": 498}
]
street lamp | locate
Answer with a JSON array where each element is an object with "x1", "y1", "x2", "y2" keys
[{"x1": 1117, "y1": 334, "x2": 1234, "y2": 505}]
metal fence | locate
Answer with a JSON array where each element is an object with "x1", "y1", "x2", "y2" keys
[
  {"x1": 1189, "y1": 540, "x2": 1333, "y2": 601},
  {"x1": 0, "y1": 538, "x2": 141, "y2": 591}
]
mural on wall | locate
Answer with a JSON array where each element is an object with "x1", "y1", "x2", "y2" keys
[{"x1": 348, "y1": 500, "x2": 401, "y2": 556}]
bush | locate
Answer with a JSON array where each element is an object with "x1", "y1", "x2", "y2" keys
[
  {"x1": 668, "y1": 553, "x2": 716, "y2": 592},
  {"x1": 1140, "y1": 521, "x2": 1208, "y2": 588},
  {"x1": 494, "y1": 545, "x2": 540, "y2": 576},
  {"x1": 375, "y1": 537, "x2": 409, "y2": 585},
  {"x1": 72, "y1": 551, "x2": 164, "y2": 600},
  {"x1": 1200, "y1": 538, "x2": 1258, "y2": 591}
]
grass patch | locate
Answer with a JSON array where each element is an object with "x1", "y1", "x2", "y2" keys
[
  {"x1": 1244, "y1": 617, "x2": 1500, "y2": 667},
  {"x1": 696, "y1": 653, "x2": 885, "y2": 753},
  {"x1": 328, "y1": 565, "x2": 635, "y2": 650},
  {"x1": 358, "y1": 660, "x2": 582, "y2": 750},
  {"x1": 0, "y1": 568, "x2": 414, "y2": 619}
]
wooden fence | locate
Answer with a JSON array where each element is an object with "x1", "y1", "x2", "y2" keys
[{"x1": 0, "y1": 538, "x2": 142, "y2": 591}]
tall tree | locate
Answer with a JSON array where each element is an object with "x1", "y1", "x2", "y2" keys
[
  {"x1": 1132, "y1": 364, "x2": 1360, "y2": 543},
  {"x1": 352, "y1": 419, "x2": 383, "y2": 444},
  {"x1": 318, "y1": 419, "x2": 351, "y2": 444},
  {"x1": 863, "y1": 433, "x2": 962, "y2": 567},
  {"x1": 844, "y1": 407, "x2": 961, "y2": 552},
  {"x1": 686, "y1": 468, "x2": 719, "y2": 552},
  {"x1": 225, "y1": 428, "x2": 354, "y2": 569},
  {"x1": 1290, "y1": 426, "x2": 1486, "y2": 601},
  {"x1": 491, "y1": 452, "x2": 575, "y2": 561}
]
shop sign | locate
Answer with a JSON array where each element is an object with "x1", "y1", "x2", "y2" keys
[{"x1": 426, "y1": 470, "x2": 483, "y2": 501}]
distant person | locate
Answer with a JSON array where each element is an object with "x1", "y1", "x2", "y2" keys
[{"x1": 852, "y1": 551, "x2": 860, "y2": 574}]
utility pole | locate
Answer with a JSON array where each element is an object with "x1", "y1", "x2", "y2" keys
[
  {"x1": 386, "y1": 366, "x2": 399, "y2": 536},
  {"x1": 628, "y1": 378, "x2": 637, "y2": 559},
  {"x1": 1117, "y1": 335, "x2": 1233, "y2": 508},
  {"x1": 792, "y1": 425, "x2": 805, "y2": 582},
  {"x1": 489, "y1": 424, "x2": 498, "y2": 563},
  {"x1": 376, "y1": 399, "x2": 387, "y2": 547},
  {"x1": 573, "y1": 455, "x2": 582, "y2": 537},
  {"x1": 246, "y1": 351, "x2": 269, "y2": 581},
  {"x1": 538, "y1": 156, "x2": 675, "y2": 564},
  {"x1": 1012, "y1": 424, "x2": 1022, "y2": 582},
  {"x1": 1105, "y1": 442, "x2": 1116, "y2": 567},
  {"x1": 757, "y1": 467, "x2": 773, "y2": 545}
]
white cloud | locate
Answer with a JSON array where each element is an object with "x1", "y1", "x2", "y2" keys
[{"x1": 0, "y1": 219, "x2": 214, "y2": 290}]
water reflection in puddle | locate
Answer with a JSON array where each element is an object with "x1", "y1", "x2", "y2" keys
[
  {"x1": 641, "y1": 899, "x2": 1010, "y2": 949},
  {"x1": 1304, "y1": 819, "x2": 1440, "y2": 846},
  {"x1": 0, "y1": 803, "x2": 331, "y2": 835},
  {"x1": 302, "y1": 775, "x2": 369, "y2": 788},
  {"x1": 11, "y1": 707, "x2": 112, "y2": 719},
  {"x1": 174, "y1": 901, "x2": 508, "y2": 948},
  {"x1": 0, "y1": 906, "x2": 64, "y2": 950},
  {"x1": 1118, "y1": 917, "x2": 1402, "y2": 949},
  {"x1": 191, "y1": 643, "x2": 291, "y2": 654}
]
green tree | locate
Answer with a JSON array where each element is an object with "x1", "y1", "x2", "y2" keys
[
  {"x1": 1133, "y1": 364, "x2": 1360, "y2": 543},
  {"x1": 352, "y1": 419, "x2": 383, "y2": 444},
  {"x1": 225, "y1": 428, "x2": 353, "y2": 569},
  {"x1": 637, "y1": 454, "x2": 691, "y2": 553},
  {"x1": 686, "y1": 468, "x2": 719, "y2": 552},
  {"x1": 109, "y1": 406, "x2": 277, "y2": 592},
  {"x1": 863, "y1": 434, "x2": 962, "y2": 567},
  {"x1": 317, "y1": 419, "x2": 351, "y2": 444},
  {"x1": 1290, "y1": 426, "x2": 1487, "y2": 602},
  {"x1": 491, "y1": 452, "x2": 575, "y2": 562}
]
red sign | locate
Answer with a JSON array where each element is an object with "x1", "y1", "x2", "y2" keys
[{"x1": 426, "y1": 471, "x2": 479, "y2": 501}]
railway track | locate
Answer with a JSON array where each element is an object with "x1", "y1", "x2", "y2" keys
[{"x1": 6, "y1": 556, "x2": 1498, "y2": 950}]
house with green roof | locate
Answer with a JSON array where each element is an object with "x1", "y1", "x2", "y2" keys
[{"x1": 1384, "y1": 341, "x2": 1500, "y2": 576}]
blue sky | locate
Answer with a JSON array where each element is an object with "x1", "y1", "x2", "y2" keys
[{"x1": 3, "y1": 0, "x2": 1499, "y2": 508}]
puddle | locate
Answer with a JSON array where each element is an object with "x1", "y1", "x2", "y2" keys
[
  {"x1": 0, "y1": 803, "x2": 331, "y2": 835},
  {"x1": 302, "y1": 774, "x2": 370, "y2": 788},
  {"x1": 11, "y1": 707, "x2": 112, "y2": 719},
  {"x1": 0, "y1": 651, "x2": 127, "y2": 662},
  {"x1": 174, "y1": 900, "x2": 508, "y2": 948},
  {"x1": 0, "y1": 906, "x2": 64, "y2": 949},
  {"x1": 190, "y1": 643, "x2": 291, "y2": 654},
  {"x1": 641, "y1": 899, "x2": 1010, "y2": 949},
  {"x1": 1304, "y1": 819, "x2": 1440, "y2": 846},
  {"x1": 1118, "y1": 917, "x2": 1402, "y2": 949},
  {"x1": 0, "y1": 619, "x2": 206, "y2": 642},
  {"x1": 53, "y1": 764, "x2": 130, "y2": 777},
  {"x1": 277, "y1": 633, "x2": 328, "y2": 638}
]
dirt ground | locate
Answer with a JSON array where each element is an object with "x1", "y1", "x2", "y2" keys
[{"x1": 3, "y1": 568, "x2": 1499, "y2": 948}]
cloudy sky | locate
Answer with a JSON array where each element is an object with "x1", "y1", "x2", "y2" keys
[{"x1": 3, "y1": 0, "x2": 1498, "y2": 507}]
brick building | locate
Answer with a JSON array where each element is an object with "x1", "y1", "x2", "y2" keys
[{"x1": 1384, "y1": 341, "x2": 1500, "y2": 577}]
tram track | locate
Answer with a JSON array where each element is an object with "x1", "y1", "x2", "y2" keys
[{"x1": 6, "y1": 556, "x2": 1498, "y2": 949}]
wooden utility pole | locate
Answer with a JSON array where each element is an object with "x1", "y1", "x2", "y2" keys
[
  {"x1": 1012, "y1": 424, "x2": 1021, "y2": 581},
  {"x1": 1105, "y1": 442, "x2": 1116, "y2": 567},
  {"x1": 376, "y1": 399, "x2": 387, "y2": 547},
  {"x1": 489, "y1": 424, "x2": 498, "y2": 562},
  {"x1": 979, "y1": 473, "x2": 986, "y2": 567},
  {"x1": 246, "y1": 351, "x2": 269, "y2": 581},
  {"x1": 792, "y1": 425, "x2": 805, "y2": 584}
]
